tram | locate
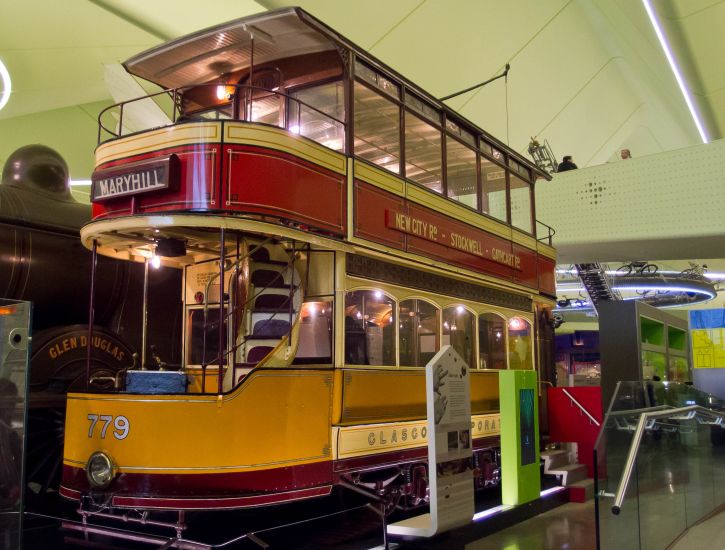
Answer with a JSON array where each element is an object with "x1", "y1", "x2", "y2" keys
[{"x1": 59, "y1": 7, "x2": 557, "y2": 526}]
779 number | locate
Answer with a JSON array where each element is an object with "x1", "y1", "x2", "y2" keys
[{"x1": 87, "y1": 414, "x2": 130, "y2": 440}]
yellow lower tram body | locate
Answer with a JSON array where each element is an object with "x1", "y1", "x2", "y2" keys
[{"x1": 60, "y1": 368, "x2": 501, "y2": 510}]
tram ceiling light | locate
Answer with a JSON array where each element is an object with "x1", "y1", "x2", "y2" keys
[
  {"x1": 643, "y1": 0, "x2": 709, "y2": 144},
  {"x1": 0, "y1": 58, "x2": 11, "y2": 112}
]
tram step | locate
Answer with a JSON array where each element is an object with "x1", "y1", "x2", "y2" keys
[
  {"x1": 252, "y1": 294, "x2": 292, "y2": 311},
  {"x1": 568, "y1": 478, "x2": 595, "y2": 503},
  {"x1": 252, "y1": 283, "x2": 296, "y2": 291},
  {"x1": 251, "y1": 269, "x2": 295, "y2": 288},
  {"x1": 541, "y1": 449, "x2": 570, "y2": 471},
  {"x1": 549, "y1": 463, "x2": 588, "y2": 485},
  {"x1": 252, "y1": 307, "x2": 295, "y2": 314},
  {"x1": 251, "y1": 258, "x2": 290, "y2": 268}
]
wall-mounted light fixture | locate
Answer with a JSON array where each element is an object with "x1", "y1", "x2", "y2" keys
[
  {"x1": 643, "y1": 0, "x2": 708, "y2": 144},
  {"x1": 0, "y1": 58, "x2": 11, "y2": 112}
]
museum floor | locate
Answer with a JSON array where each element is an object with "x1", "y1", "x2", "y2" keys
[{"x1": 466, "y1": 499, "x2": 725, "y2": 550}]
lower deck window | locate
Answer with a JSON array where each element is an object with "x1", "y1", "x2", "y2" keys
[
  {"x1": 294, "y1": 301, "x2": 333, "y2": 364},
  {"x1": 399, "y1": 299, "x2": 440, "y2": 367},
  {"x1": 186, "y1": 307, "x2": 227, "y2": 366},
  {"x1": 345, "y1": 290, "x2": 395, "y2": 365}
]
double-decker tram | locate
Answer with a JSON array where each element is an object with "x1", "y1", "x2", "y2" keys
[{"x1": 59, "y1": 7, "x2": 557, "y2": 532}]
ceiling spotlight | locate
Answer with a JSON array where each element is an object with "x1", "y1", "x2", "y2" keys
[{"x1": 0, "y1": 58, "x2": 11, "y2": 112}]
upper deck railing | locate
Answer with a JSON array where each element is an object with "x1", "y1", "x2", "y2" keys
[{"x1": 97, "y1": 83, "x2": 346, "y2": 148}]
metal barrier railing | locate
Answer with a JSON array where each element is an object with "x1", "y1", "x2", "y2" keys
[{"x1": 610, "y1": 404, "x2": 725, "y2": 515}]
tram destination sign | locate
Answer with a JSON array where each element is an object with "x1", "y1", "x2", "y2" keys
[
  {"x1": 91, "y1": 154, "x2": 180, "y2": 202},
  {"x1": 385, "y1": 209, "x2": 522, "y2": 270}
]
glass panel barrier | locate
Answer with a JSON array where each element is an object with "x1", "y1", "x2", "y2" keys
[
  {"x1": 595, "y1": 381, "x2": 725, "y2": 550},
  {"x1": 0, "y1": 299, "x2": 32, "y2": 548}
]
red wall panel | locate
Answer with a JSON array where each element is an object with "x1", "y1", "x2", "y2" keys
[{"x1": 223, "y1": 145, "x2": 345, "y2": 235}]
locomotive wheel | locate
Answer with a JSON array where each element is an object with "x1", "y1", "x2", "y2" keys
[
  {"x1": 24, "y1": 326, "x2": 134, "y2": 504},
  {"x1": 25, "y1": 407, "x2": 66, "y2": 503}
]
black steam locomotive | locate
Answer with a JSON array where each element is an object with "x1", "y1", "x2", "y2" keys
[{"x1": 0, "y1": 144, "x2": 181, "y2": 498}]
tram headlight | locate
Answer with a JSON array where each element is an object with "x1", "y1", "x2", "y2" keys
[{"x1": 86, "y1": 452, "x2": 116, "y2": 489}]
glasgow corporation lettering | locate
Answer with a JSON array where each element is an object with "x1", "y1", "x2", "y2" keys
[{"x1": 91, "y1": 155, "x2": 179, "y2": 202}]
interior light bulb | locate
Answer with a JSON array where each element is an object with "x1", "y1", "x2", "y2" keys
[
  {"x1": 216, "y1": 85, "x2": 227, "y2": 100},
  {"x1": 150, "y1": 253, "x2": 161, "y2": 269}
]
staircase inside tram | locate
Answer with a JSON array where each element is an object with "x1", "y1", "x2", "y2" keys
[{"x1": 231, "y1": 242, "x2": 303, "y2": 384}]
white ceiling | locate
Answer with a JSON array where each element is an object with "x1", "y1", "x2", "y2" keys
[{"x1": 1, "y1": 0, "x2": 720, "y2": 178}]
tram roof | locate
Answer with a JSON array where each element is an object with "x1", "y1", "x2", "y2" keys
[
  {"x1": 123, "y1": 7, "x2": 548, "y2": 181},
  {"x1": 124, "y1": 8, "x2": 334, "y2": 91}
]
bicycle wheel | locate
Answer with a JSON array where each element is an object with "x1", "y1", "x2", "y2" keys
[
  {"x1": 617, "y1": 264, "x2": 633, "y2": 276},
  {"x1": 638, "y1": 264, "x2": 658, "y2": 275}
]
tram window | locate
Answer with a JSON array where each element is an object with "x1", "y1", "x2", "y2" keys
[
  {"x1": 478, "y1": 313, "x2": 507, "y2": 369},
  {"x1": 289, "y1": 81, "x2": 345, "y2": 151},
  {"x1": 344, "y1": 290, "x2": 395, "y2": 366},
  {"x1": 186, "y1": 307, "x2": 227, "y2": 366},
  {"x1": 508, "y1": 317, "x2": 533, "y2": 370},
  {"x1": 354, "y1": 82, "x2": 401, "y2": 174},
  {"x1": 251, "y1": 94, "x2": 283, "y2": 127},
  {"x1": 399, "y1": 299, "x2": 440, "y2": 367},
  {"x1": 405, "y1": 112, "x2": 442, "y2": 192},
  {"x1": 294, "y1": 301, "x2": 333, "y2": 364},
  {"x1": 481, "y1": 157, "x2": 507, "y2": 222},
  {"x1": 510, "y1": 174, "x2": 533, "y2": 234},
  {"x1": 356, "y1": 62, "x2": 400, "y2": 99},
  {"x1": 406, "y1": 93, "x2": 439, "y2": 125},
  {"x1": 442, "y1": 306, "x2": 475, "y2": 368},
  {"x1": 445, "y1": 119, "x2": 475, "y2": 147},
  {"x1": 446, "y1": 137, "x2": 477, "y2": 209}
]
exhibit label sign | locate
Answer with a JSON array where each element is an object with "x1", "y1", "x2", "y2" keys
[
  {"x1": 387, "y1": 345, "x2": 474, "y2": 537},
  {"x1": 427, "y1": 345, "x2": 474, "y2": 533}
]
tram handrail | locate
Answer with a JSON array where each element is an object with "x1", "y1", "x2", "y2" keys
[
  {"x1": 611, "y1": 404, "x2": 725, "y2": 515},
  {"x1": 97, "y1": 83, "x2": 346, "y2": 145},
  {"x1": 561, "y1": 388, "x2": 600, "y2": 427},
  {"x1": 199, "y1": 238, "x2": 303, "y2": 392},
  {"x1": 536, "y1": 219, "x2": 555, "y2": 246}
]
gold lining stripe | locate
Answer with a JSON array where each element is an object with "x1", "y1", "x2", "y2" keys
[
  {"x1": 335, "y1": 413, "x2": 500, "y2": 459},
  {"x1": 405, "y1": 184, "x2": 513, "y2": 240},
  {"x1": 95, "y1": 123, "x2": 222, "y2": 166},
  {"x1": 537, "y1": 242, "x2": 556, "y2": 260},
  {"x1": 511, "y1": 229, "x2": 537, "y2": 249},
  {"x1": 354, "y1": 160, "x2": 405, "y2": 196},
  {"x1": 224, "y1": 123, "x2": 346, "y2": 175}
]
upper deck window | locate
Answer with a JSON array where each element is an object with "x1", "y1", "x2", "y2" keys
[
  {"x1": 446, "y1": 136, "x2": 477, "y2": 209},
  {"x1": 354, "y1": 81, "x2": 401, "y2": 174},
  {"x1": 405, "y1": 93, "x2": 439, "y2": 124},
  {"x1": 445, "y1": 118, "x2": 475, "y2": 147},
  {"x1": 405, "y1": 111, "x2": 442, "y2": 192},
  {"x1": 289, "y1": 80, "x2": 345, "y2": 151},
  {"x1": 510, "y1": 173, "x2": 533, "y2": 234},
  {"x1": 481, "y1": 157, "x2": 507, "y2": 222},
  {"x1": 356, "y1": 62, "x2": 400, "y2": 99}
]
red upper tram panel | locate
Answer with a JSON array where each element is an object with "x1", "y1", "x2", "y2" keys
[{"x1": 90, "y1": 7, "x2": 555, "y2": 296}]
